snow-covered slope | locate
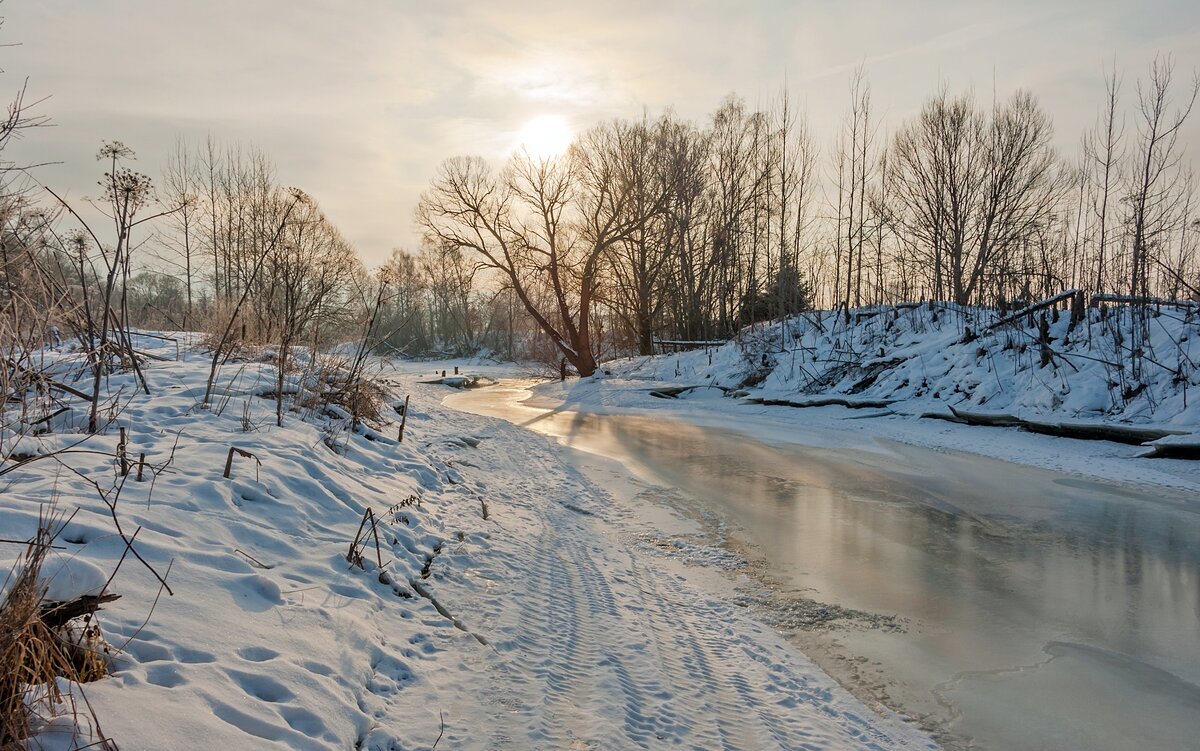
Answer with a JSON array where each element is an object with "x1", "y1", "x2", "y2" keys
[
  {"x1": 2, "y1": 348, "x2": 935, "y2": 750},
  {"x1": 599, "y1": 304, "x2": 1200, "y2": 428}
]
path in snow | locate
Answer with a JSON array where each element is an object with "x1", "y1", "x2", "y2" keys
[{"x1": 412, "y1": 391, "x2": 934, "y2": 751}]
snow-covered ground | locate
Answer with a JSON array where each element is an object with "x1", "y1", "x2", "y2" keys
[{"x1": 2, "y1": 346, "x2": 937, "y2": 750}]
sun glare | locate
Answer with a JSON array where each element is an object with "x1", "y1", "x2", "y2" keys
[{"x1": 517, "y1": 114, "x2": 573, "y2": 158}]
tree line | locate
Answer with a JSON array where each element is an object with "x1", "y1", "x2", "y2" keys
[
  {"x1": 2, "y1": 57, "x2": 1198, "y2": 383},
  {"x1": 421, "y1": 58, "x2": 1200, "y2": 375}
]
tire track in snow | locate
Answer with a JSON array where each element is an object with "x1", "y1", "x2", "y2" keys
[{"x1": 429, "y1": 403, "x2": 934, "y2": 751}]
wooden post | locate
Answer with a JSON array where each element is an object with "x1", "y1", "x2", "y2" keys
[
  {"x1": 136, "y1": 453, "x2": 146, "y2": 481},
  {"x1": 118, "y1": 427, "x2": 129, "y2": 476},
  {"x1": 398, "y1": 394, "x2": 410, "y2": 442}
]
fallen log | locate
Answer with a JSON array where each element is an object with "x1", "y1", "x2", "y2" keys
[
  {"x1": 134, "y1": 347, "x2": 173, "y2": 362},
  {"x1": 649, "y1": 386, "x2": 696, "y2": 399},
  {"x1": 924, "y1": 406, "x2": 1188, "y2": 447},
  {"x1": 921, "y1": 410, "x2": 967, "y2": 425},
  {"x1": 40, "y1": 592, "x2": 121, "y2": 629},
  {"x1": 1139, "y1": 438, "x2": 1200, "y2": 460},
  {"x1": 947, "y1": 406, "x2": 1023, "y2": 427},
  {"x1": 986, "y1": 290, "x2": 1080, "y2": 332},
  {"x1": 649, "y1": 384, "x2": 739, "y2": 399},
  {"x1": 418, "y1": 375, "x2": 498, "y2": 389},
  {"x1": 746, "y1": 396, "x2": 897, "y2": 410},
  {"x1": 1022, "y1": 420, "x2": 1184, "y2": 444},
  {"x1": 126, "y1": 330, "x2": 179, "y2": 343}
]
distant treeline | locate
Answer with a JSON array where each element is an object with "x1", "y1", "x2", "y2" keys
[{"x1": 2, "y1": 59, "x2": 1197, "y2": 377}]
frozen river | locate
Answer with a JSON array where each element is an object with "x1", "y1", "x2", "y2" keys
[{"x1": 445, "y1": 380, "x2": 1200, "y2": 750}]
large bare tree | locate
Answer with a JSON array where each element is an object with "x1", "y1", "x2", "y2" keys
[{"x1": 417, "y1": 121, "x2": 662, "y2": 376}]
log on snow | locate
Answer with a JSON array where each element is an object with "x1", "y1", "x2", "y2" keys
[
  {"x1": 746, "y1": 396, "x2": 897, "y2": 410},
  {"x1": 985, "y1": 290, "x2": 1080, "y2": 332},
  {"x1": 649, "y1": 386, "x2": 696, "y2": 398},
  {"x1": 40, "y1": 592, "x2": 121, "y2": 629},
  {"x1": 947, "y1": 406, "x2": 1023, "y2": 427},
  {"x1": 927, "y1": 406, "x2": 1189, "y2": 447},
  {"x1": 1021, "y1": 420, "x2": 1185, "y2": 444},
  {"x1": 1140, "y1": 440, "x2": 1200, "y2": 460}
]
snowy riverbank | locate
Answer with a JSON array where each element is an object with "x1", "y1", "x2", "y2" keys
[
  {"x1": 528, "y1": 305, "x2": 1200, "y2": 494},
  {"x1": 2, "y1": 349, "x2": 936, "y2": 750}
]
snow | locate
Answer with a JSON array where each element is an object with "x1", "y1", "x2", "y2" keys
[
  {"x1": 0, "y1": 555, "x2": 108, "y2": 605},
  {"x1": 1, "y1": 343, "x2": 936, "y2": 750},
  {"x1": 39, "y1": 556, "x2": 109, "y2": 603}
]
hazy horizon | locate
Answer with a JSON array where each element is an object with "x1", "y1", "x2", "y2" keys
[{"x1": 5, "y1": 0, "x2": 1199, "y2": 264}]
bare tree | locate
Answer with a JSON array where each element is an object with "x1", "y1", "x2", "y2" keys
[
  {"x1": 420, "y1": 242, "x2": 479, "y2": 353},
  {"x1": 263, "y1": 198, "x2": 358, "y2": 425},
  {"x1": 602, "y1": 115, "x2": 676, "y2": 354},
  {"x1": 889, "y1": 89, "x2": 1061, "y2": 305},
  {"x1": 972, "y1": 90, "x2": 1064, "y2": 304},
  {"x1": 201, "y1": 187, "x2": 305, "y2": 408},
  {"x1": 160, "y1": 139, "x2": 200, "y2": 328},
  {"x1": 890, "y1": 88, "x2": 984, "y2": 302},
  {"x1": 833, "y1": 68, "x2": 878, "y2": 311},
  {"x1": 1084, "y1": 63, "x2": 1124, "y2": 294},
  {"x1": 418, "y1": 120, "x2": 662, "y2": 376},
  {"x1": 1127, "y1": 56, "x2": 1199, "y2": 303}
]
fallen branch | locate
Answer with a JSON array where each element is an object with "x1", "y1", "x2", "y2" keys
[
  {"x1": 39, "y1": 594, "x2": 121, "y2": 630},
  {"x1": 1140, "y1": 440, "x2": 1200, "y2": 459},
  {"x1": 986, "y1": 290, "x2": 1079, "y2": 332},
  {"x1": 3, "y1": 357, "x2": 91, "y2": 400},
  {"x1": 233, "y1": 548, "x2": 274, "y2": 570}
]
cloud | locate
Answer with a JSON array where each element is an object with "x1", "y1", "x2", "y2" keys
[{"x1": 1, "y1": 0, "x2": 1198, "y2": 264}]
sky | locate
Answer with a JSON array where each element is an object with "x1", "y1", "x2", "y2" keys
[{"x1": 3, "y1": 0, "x2": 1200, "y2": 266}]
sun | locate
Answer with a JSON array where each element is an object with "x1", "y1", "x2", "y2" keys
[{"x1": 517, "y1": 115, "x2": 573, "y2": 158}]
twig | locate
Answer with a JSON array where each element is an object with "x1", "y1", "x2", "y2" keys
[
  {"x1": 433, "y1": 710, "x2": 445, "y2": 749},
  {"x1": 234, "y1": 548, "x2": 273, "y2": 570}
]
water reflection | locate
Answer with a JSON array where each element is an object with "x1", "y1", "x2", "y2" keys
[{"x1": 446, "y1": 386, "x2": 1200, "y2": 750}]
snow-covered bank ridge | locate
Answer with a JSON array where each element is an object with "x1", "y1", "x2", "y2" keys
[
  {"x1": 531, "y1": 304, "x2": 1200, "y2": 492},
  {"x1": 3, "y1": 350, "x2": 935, "y2": 750}
]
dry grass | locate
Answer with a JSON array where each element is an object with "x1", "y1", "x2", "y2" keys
[
  {"x1": 0, "y1": 511, "x2": 115, "y2": 750},
  {"x1": 299, "y1": 355, "x2": 388, "y2": 426},
  {"x1": 195, "y1": 298, "x2": 263, "y2": 358}
]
